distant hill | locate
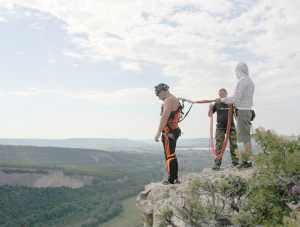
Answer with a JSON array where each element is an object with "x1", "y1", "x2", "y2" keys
[
  {"x1": 0, "y1": 144, "x2": 161, "y2": 175},
  {"x1": 0, "y1": 144, "x2": 163, "y2": 227},
  {"x1": 142, "y1": 138, "x2": 209, "y2": 148},
  {"x1": 0, "y1": 142, "x2": 231, "y2": 227},
  {"x1": 0, "y1": 138, "x2": 211, "y2": 153},
  {"x1": 0, "y1": 138, "x2": 156, "y2": 153}
]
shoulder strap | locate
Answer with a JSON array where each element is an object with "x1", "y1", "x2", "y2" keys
[{"x1": 179, "y1": 100, "x2": 193, "y2": 123}]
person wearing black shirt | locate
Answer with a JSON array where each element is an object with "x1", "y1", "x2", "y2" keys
[{"x1": 209, "y1": 88, "x2": 239, "y2": 170}]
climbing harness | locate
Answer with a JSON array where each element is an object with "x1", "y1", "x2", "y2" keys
[
  {"x1": 178, "y1": 99, "x2": 216, "y2": 123},
  {"x1": 160, "y1": 97, "x2": 234, "y2": 177},
  {"x1": 182, "y1": 99, "x2": 234, "y2": 161},
  {"x1": 178, "y1": 100, "x2": 193, "y2": 123}
]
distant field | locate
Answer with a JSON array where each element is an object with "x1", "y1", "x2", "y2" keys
[{"x1": 101, "y1": 196, "x2": 142, "y2": 227}]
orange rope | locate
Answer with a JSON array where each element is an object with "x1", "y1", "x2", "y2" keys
[
  {"x1": 180, "y1": 98, "x2": 233, "y2": 160},
  {"x1": 209, "y1": 105, "x2": 233, "y2": 160},
  {"x1": 194, "y1": 99, "x2": 216, "y2": 104}
]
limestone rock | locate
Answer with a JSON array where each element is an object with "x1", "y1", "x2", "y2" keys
[{"x1": 136, "y1": 167, "x2": 255, "y2": 227}]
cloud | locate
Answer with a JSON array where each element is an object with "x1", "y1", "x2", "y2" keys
[
  {"x1": 9, "y1": 88, "x2": 59, "y2": 97},
  {"x1": 120, "y1": 61, "x2": 142, "y2": 72},
  {"x1": 8, "y1": 87, "x2": 155, "y2": 105},
  {"x1": 0, "y1": 16, "x2": 7, "y2": 22},
  {"x1": 63, "y1": 49, "x2": 85, "y2": 59},
  {"x1": 0, "y1": 0, "x2": 299, "y2": 136}
]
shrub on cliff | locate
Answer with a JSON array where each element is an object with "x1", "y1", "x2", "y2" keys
[{"x1": 234, "y1": 128, "x2": 300, "y2": 226}]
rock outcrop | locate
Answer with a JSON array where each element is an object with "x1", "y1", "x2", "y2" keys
[{"x1": 136, "y1": 167, "x2": 256, "y2": 227}]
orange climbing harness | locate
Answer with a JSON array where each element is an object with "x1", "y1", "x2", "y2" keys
[{"x1": 161, "y1": 105, "x2": 182, "y2": 177}]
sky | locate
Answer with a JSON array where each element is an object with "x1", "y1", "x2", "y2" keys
[{"x1": 0, "y1": 0, "x2": 299, "y2": 139}]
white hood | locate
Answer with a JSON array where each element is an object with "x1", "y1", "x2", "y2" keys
[{"x1": 235, "y1": 62, "x2": 249, "y2": 79}]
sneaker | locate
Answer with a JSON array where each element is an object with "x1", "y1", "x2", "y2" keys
[
  {"x1": 231, "y1": 162, "x2": 239, "y2": 168},
  {"x1": 174, "y1": 179, "x2": 181, "y2": 184},
  {"x1": 162, "y1": 180, "x2": 175, "y2": 185},
  {"x1": 212, "y1": 164, "x2": 221, "y2": 171},
  {"x1": 238, "y1": 161, "x2": 253, "y2": 169}
]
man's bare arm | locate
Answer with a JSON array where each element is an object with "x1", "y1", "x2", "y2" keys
[
  {"x1": 208, "y1": 104, "x2": 214, "y2": 117},
  {"x1": 178, "y1": 97, "x2": 194, "y2": 103},
  {"x1": 156, "y1": 98, "x2": 172, "y2": 134}
]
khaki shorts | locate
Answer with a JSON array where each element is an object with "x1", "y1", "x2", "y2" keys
[{"x1": 236, "y1": 110, "x2": 252, "y2": 143}]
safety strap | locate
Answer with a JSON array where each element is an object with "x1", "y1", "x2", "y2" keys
[
  {"x1": 179, "y1": 101, "x2": 193, "y2": 123},
  {"x1": 178, "y1": 99, "x2": 216, "y2": 123},
  {"x1": 174, "y1": 98, "x2": 233, "y2": 160}
]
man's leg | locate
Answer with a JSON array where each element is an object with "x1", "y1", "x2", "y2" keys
[
  {"x1": 229, "y1": 128, "x2": 239, "y2": 166},
  {"x1": 241, "y1": 142, "x2": 252, "y2": 161},
  {"x1": 213, "y1": 128, "x2": 225, "y2": 169},
  {"x1": 162, "y1": 131, "x2": 178, "y2": 184},
  {"x1": 168, "y1": 132, "x2": 179, "y2": 183},
  {"x1": 237, "y1": 110, "x2": 252, "y2": 168},
  {"x1": 168, "y1": 157, "x2": 178, "y2": 183},
  {"x1": 161, "y1": 132, "x2": 169, "y2": 181}
]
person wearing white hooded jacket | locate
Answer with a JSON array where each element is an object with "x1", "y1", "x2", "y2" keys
[{"x1": 218, "y1": 62, "x2": 255, "y2": 168}]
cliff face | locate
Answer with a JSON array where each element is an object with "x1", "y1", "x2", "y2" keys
[{"x1": 136, "y1": 167, "x2": 256, "y2": 227}]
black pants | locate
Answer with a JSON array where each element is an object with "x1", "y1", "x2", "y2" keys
[{"x1": 161, "y1": 128, "x2": 180, "y2": 184}]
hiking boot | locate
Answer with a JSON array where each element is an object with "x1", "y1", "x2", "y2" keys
[
  {"x1": 212, "y1": 164, "x2": 221, "y2": 171},
  {"x1": 174, "y1": 179, "x2": 181, "y2": 184},
  {"x1": 238, "y1": 161, "x2": 253, "y2": 169},
  {"x1": 162, "y1": 179, "x2": 176, "y2": 185},
  {"x1": 231, "y1": 162, "x2": 239, "y2": 168}
]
